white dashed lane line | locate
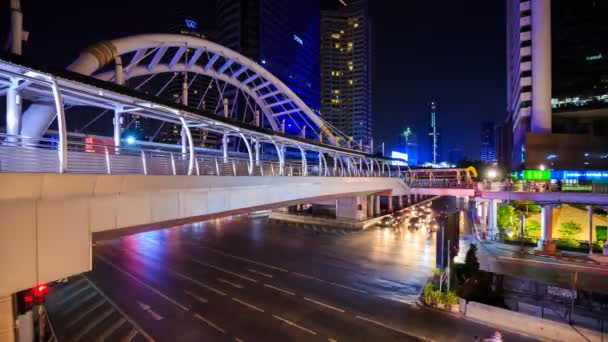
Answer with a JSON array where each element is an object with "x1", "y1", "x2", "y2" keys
[
  {"x1": 272, "y1": 315, "x2": 317, "y2": 335},
  {"x1": 247, "y1": 268, "x2": 274, "y2": 278},
  {"x1": 218, "y1": 278, "x2": 244, "y2": 289},
  {"x1": 194, "y1": 313, "x2": 226, "y2": 334},
  {"x1": 263, "y1": 284, "x2": 295, "y2": 296},
  {"x1": 232, "y1": 297, "x2": 265, "y2": 313},
  {"x1": 191, "y1": 259, "x2": 258, "y2": 283},
  {"x1": 303, "y1": 297, "x2": 345, "y2": 313}
]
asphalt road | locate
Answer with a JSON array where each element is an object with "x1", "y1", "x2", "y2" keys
[{"x1": 47, "y1": 198, "x2": 537, "y2": 342}]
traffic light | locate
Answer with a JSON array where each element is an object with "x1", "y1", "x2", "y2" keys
[
  {"x1": 33, "y1": 284, "x2": 48, "y2": 305},
  {"x1": 16, "y1": 284, "x2": 48, "y2": 314}
]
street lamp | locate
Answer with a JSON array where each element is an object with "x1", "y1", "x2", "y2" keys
[
  {"x1": 539, "y1": 164, "x2": 546, "y2": 171},
  {"x1": 126, "y1": 136, "x2": 136, "y2": 144},
  {"x1": 487, "y1": 168, "x2": 498, "y2": 181}
]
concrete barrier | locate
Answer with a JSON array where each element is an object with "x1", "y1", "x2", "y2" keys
[{"x1": 465, "y1": 301, "x2": 604, "y2": 342}]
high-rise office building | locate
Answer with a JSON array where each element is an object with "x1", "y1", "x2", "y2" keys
[
  {"x1": 424, "y1": 101, "x2": 441, "y2": 164},
  {"x1": 505, "y1": 0, "x2": 608, "y2": 170},
  {"x1": 321, "y1": 0, "x2": 372, "y2": 146},
  {"x1": 480, "y1": 121, "x2": 497, "y2": 162},
  {"x1": 400, "y1": 126, "x2": 418, "y2": 166},
  {"x1": 216, "y1": 0, "x2": 321, "y2": 113}
]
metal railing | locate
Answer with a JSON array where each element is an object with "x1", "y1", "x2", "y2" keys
[{"x1": 0, "y1": 133, "x2": 403, "y2": 178}]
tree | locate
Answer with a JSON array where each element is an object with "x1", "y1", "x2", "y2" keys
[
  {"x1": 558, "y1": 221, "x2": 582, "y2": 239},
  {"x1": 464, "y1": 244, "x2": 480, "y2": 278},
  {"x1": 497, "y1": 205, "x2": 515, "y2": 230},
  {"x1": 524, "y1": 220, "x2": 541, "y2": 239}
]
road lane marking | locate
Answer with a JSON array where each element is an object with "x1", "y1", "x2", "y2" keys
[
  {"x1": 95, "y1": 254, "x2": 190, "y2": 311},
  {"x1": 194, "y1": 313, "x2": 226, "y2": 334},
  {"x1": 263, "y1": 284, "x2": 295, "y2": 296},
  {"x1": 292, "y1": 272, "x2": 316, "y2": 280},
  {"x1": 247, "y1": 268, "x2": 274, "y2": 278},
  {"x1": 232, "y1": 297, "x2": 264, "y2": 312},
  {"x1": 191, "y1": 259, "x2": 258, "y2": 283},
  {"x1": 71, "y1": 307, "x2": 114, "y2": 341},
  {"x1": 168, "y1": 269, "x2": 227, "y2": 296},
  {"x1": 96, "y1": 317, "x2": 126, "y2": 341},
  {"x1": 123, "y1": 328, "x2": 138, "y2": 342},
  {"x1": 292, "y1": 272, "x2": 367, "y2": 294},
  {"x1": 203, "y1": 246, "x2": 289, "y2": 273},
  {"x1": 218, "y1": 278, "x2": 244, "y2": 289},
  {"x1": 83, "y1": 275, "x2": 155, "y2": 342},
  {"x1": 328, "y1": 282, "x2": 367, "y2": 294},
  {"x1": 303, "y1": 297, "x2": 345, "y2": 313},
  {"x1": 355, "y1": 315, "x2": 429, "y2": 340},
  {"x1": 184, "y1": 290, "x2": 208, "y2": 303},
  {"x1": 137, "y1": 301, "x2": 163, "y2": 321},
  {"x1": 272, "y1": 315, "x2": 316, "y2": 335},
  {"x1": 66, "y1": 298, "x2": 105, "y2": 327}
]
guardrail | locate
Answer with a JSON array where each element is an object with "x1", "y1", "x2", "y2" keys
[{"x1": 0, "y1": 133, "x2": 399, "y2": 178}]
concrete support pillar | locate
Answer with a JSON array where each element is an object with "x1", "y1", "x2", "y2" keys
[
  {"x1": 336, "y1": 195, "x2": 367, "y2": 221},
  {"x1": 222, "y1": 133, "x2": 228, "y2": 163},
  {"x1": 398, "y1": 195, "x2": 403, "y2": 209},
  {"x1": 488, "y1": 199, "x2": 498, "y2": 240},
  {"x1": 367, "y1": 195, "x2": 374, "y2": 218},
  {"x1": 0, "y1": 295, "x2": 14, "y2": 342},
  {"x1": 538, "y1": 204, "x2": 556, "y2": 253},
  {"x1": 407, "y1": 194, "x2": 412, "y2": 205},
  {"x1": 374, "y1": 195, "x2": 381, "y2": 216},
  {"x1": 113, "y1": 107, "x2": 122, "y2": 150},
  {"x1": 6, "y1": 79, "x2": 22, "y2": 143},
  {"x1": 388, "y1": 196, "x2": 394, "y2": 212}
]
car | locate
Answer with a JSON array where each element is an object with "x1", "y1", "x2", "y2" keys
[{"x1": 377, "y1": 216, "x2": 395, "y2": 228}]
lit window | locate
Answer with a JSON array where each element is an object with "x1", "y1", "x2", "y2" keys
[
  {"x1": 353, "y1": 22, "x2": 359, "y2": 28},
  {"x1": 331, "y1": 33, "x2": 341, "y2": 39},
  {"x1": 335, "y1": 43, "x2": 340, "y2": 48},
  {"x1": 349, "y1": 80, "x2": 353, "y2": 85},
  {"x1": 334, "y1": 89, "x2": 340, "y2": 94},
  {"x1": 349, "y1": 66, "x2": 353, "y2": 71},
  {"x1": 340, "y1": 30, "x2": 345, "y2": 34},
  {"x1": 347, "y1": 42, "x2": 353, "y2": 48}
]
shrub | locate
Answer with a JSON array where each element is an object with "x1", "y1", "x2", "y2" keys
[
  {"x1": 432, "y1": 268, "x2": 442, "y2": 277},
  {"x1": 559, "y1": 221, "x2": 582, "y2": 238},
  {"x1": 525, "y1": 220, "x2": 541, "y2": 239},
  {"x1": 556, "y1": 238, "x2": 581, "y2": 249},
  {"x1": 442, "y1": 291, "x2": 460, "y2": 306},
  {"x1": 423, "y1": 283, "x2": 438, "y2": 304}
]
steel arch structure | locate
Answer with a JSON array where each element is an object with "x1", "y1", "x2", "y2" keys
[{"x1": 20, "y1": 34, "x2": 350, "y2": 146}]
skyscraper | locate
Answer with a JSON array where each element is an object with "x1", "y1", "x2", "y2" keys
[
  {"x1": 425, "y1": 101, "x2": 441, "y2": 164},
  {"x1": 480, "y1": 121, "x2": 496, "y2": 162},
  {"x1": 505, "y1": 0, "x2": 608, "y2": 170},
  {"x1": 400, "y1": 126, "x2": 418, "y2": 166},
  {"x1": 321, "y1": 0, "x2": 372, "y2": 147},
  {"x1": 216, "y1": 0, "x2": 321, "y2": 112}
]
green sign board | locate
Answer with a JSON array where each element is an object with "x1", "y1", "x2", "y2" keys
[{"x1": 522, "y1": 169, "x2": 551, "y2": 181}]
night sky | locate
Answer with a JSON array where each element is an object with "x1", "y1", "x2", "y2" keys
[{"x1": 4, "y1": 0, "x2": 505, "y2": 159}]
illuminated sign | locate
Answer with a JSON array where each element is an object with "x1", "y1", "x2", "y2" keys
[
  {"x1": 522, "y1": 169, "x2": 550, "y2": 180},
  {"x1": 293, "y1": 34, "x2": 304, "y2": 45},
  {"x1": 513, "y1": 169, "x2": 608, "y2": 181},
  {"x1": 185, "y1": 19, "x2": 199, "y2": 29},
  {"x1": 391, "y1": 151, "x2": 408, "y2": 166},
  {"x1": 586, "y1": 53, "x2": 603, "y2": 61}
]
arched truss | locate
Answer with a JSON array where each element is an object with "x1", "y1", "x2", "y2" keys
[{"x1": 68, "y1": 34, "x2": 342, "y2": 144}]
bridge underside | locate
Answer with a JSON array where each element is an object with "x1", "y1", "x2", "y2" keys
[{"x1": 0, "y1": 173, "x2": 407, "y2": 295}]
